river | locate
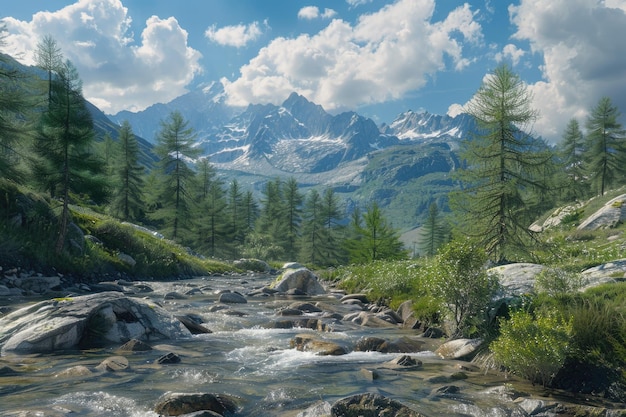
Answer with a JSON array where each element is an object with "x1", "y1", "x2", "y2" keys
[{"x1": 0, "y1": 273, "x2": 621, "y2": 416}]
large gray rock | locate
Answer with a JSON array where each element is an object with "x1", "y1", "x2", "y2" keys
[
  {"x1": 581, "y1": 259, "x2": 626, "y2": 290},
  {"x1": 488, "y1": 263, "x2": 545, "y2": 298},
  {"x1": 578, "y1": 194, "x2": 626, "y2": 231},
  {"x1": 0, "y1": 292, "x2": 191, "y2": 354},
  {"x1": 154, "y1": 392, "x2": 239, "y2": 416},
  {"x1": 273, "y1": 268, "x2": 326, "y2": 295},
  {"x1": 331, "y1": 393, "x2": 425, "y2": 417},
  {"x1": 435, "y1": 338, "x2": 482, "y2": 360}
]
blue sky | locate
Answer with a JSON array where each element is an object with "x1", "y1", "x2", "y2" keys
[{"x1": 2, "y1": 0, "x2": 626, "y2": 143}]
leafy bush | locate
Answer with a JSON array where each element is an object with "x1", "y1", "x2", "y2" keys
[
  {"x1": 425, "y1": 240, "x2": 500, "y2": 337},
  {"x1": 491, "y1": 308, "x2": 574, "y2": 387},
  {"x1": 534, "y1": 267, "x2": 586, "y2": 297}
]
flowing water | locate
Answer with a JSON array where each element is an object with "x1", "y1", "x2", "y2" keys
[{"x1": 0, "y1": 274, "x2": 618, "y2": 416}]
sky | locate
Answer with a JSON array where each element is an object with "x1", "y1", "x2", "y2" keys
[{"x1": 2, "y1": 0, "x2": 626, "y2": 144}]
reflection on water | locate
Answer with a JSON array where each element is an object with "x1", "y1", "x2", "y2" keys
[{"x1": 0, "y1": 274, "x2": 611, "y2": 416}]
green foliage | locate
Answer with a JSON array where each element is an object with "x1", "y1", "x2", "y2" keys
[
  {"x1": 583, "y1": 97, "x2": 626, "y2": 196},
  {"x1": 419, "y1": 202, "x2": 447, "y2": 256},
  {"x1": 151, "y1": 111, "x2": 200, "y2": 242},
  {"x1": 425, "y1": 239, "x2": 500, "y2": 337},
  {"x1": 108, "y1": 121, "x2": 145, "y2": 221},
  {"x1": 491, "y1": 308, "x2": 574, "y2": 387},
  {"x1": 557, "y1": 118, "x2": 588, "y2": 201},
  {"x1": 345, "y1": 202, "x2": 406, "y2": 263},
  {"x1": 451, "y1": 64, "x2": 552, "y2": 263},
  {"x1": 330, "y1": 260, "x2": 422, "y2": 304},
  {"x1": 534, "y1": 267, "x2": 585, "y2": 297}
]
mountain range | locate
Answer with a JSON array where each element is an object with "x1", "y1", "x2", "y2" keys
[
  {"x1": 2, "y1": 52, "x2": 474, "y2": 231},
  {"x1": 109, "y1": 84, "x2": 474, "y2": 230}
]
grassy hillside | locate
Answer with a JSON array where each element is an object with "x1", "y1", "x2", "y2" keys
[{"x1": 0, "y1": 179, "x2": 235, "y2": 280}]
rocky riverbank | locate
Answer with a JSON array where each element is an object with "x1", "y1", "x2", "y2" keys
[{"x1": 1, "y1": 266, "x2": 625, "y2": 416}]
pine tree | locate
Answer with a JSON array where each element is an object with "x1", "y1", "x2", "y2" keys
[
  {"x1": 34, "y1": 35, "x2": 63, "y2": 105},
  {"x1": 583, "y1": 97, "x2": 626, "y2": 196},
  {"x1": 346, "y1": 203, "x2": 405, "y2": 263},
  {"x1": 450, "y1": 63, "x2": 550, "y2": 262},
  {"x1": 320, "y1": 188, "x2": 344, "y2": 265},
  {"x1": 420, "y1": 202, "x2": 447, "y2": 257},
  {"x1": 242, "y1": 190, "x2": 259, "y2": 235},
  {"x1": 109, "y1": 121, "x2": 145, "y2": 221},
  {"x1": 299, "y1": 189, "x2": 325, "y2": 265},
  {"x1": 256, "y1": 178, "x2": 287, "y2": 250},
  {"x1": 283, "y1": 177, "x2": 303, "y2": 259},
  {"x1": 151, "y1": 111, "x2": 200, "y2": 241},
  {"x1": 558, "y1": 119, "x2": 587, "y2": 201},
  {"x1": 0, "y1": 29, "x2": 31, "y2": 182},
  {"x1": 32, "y1": 60, "x2": 107, "y2": 254},
  {"x1": 227, "y1": 179, "x2": 245, "y2": 249}
]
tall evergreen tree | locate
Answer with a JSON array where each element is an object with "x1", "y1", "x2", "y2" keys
[
  {"x1": 109, "y1": 121, "x2": 145, "y2": 221},
  {"x1": 152, "y1": 111, "x2": 200, "y2": 241},
  {"x1": 32, "y1": 60, "x2": 106, "y2": 254},
  {"x1": 0, "y1": 29, "x2": 31, "y2": 182},
  {"x1": 299, "y1": 189, "x2": 325, "y2": 265},
  {"x1": 558, "y1": 119, "x2": 587, "y2": 201},
  {"x1": 256, "y1": 178, "x2": 287, "y2": 249},
  {"x1": 227, "y1": 179, "x2": 245, "y2": 249},
  {"x1": 420, "y1": 202, "x2": 447, "y2": 257},
  {"x1": 283, "y1": 177, "x2": 303, "y2": 259},
  {"x1": 241, "y1": 190, "x2": 259, "y2": 235},
  {"x1": 34, "y1": 35, "x2": 63, "y2": 105},
  {"x1": 346, "y1": 203, "x2": 405, "y2": 263},
  {"x1": 583, "y1": 97, "x2": 626, "y2": 196},
  {"x1": 320, "y1": 188, "x2": 344, "y2": 265},
  {"x1": 450, "y1": 63, "x2": 549, "y2": 263},
  {"x1": 200, "y1": 178, "x2": 228, "y2": 257}
]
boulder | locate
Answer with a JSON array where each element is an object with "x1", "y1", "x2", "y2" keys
[
  {"x1": 176, "y1": 315, "x2": 212, "y2": 334},
  {"x1": 354, "y1": 337, "x2": 425, "y2": 353},
  {"x1": 117, "y1": 338, "x2": 153, "y2": 352},
  {"x1": 282, "y1": 262, "x2": 304, "y2": 270},
  {"x1": 233, "y1": 258, "x2": 271, "y2": 273},
  {"x1": 291, "y1": 334, "x2": 347, "y2": 356},
  {"x1": 330, "y1": 393, "x2": 425, "y2": 417},
  {"x1": 382, "y1": 355, "x2": 422, "y2": 371},
  {"x1": 488, "y1": 263, "x2": 545, "y2": 298},
  {"x1": 581, "y1": 259, "x2": 626, "y2": 290},
  {"x1": 0, "y1": 292, "x2": 191, "y2": 354},
  {"x1": 96, "y1": 356, "x2": 129, "y2": 372},
  {"x1": 218, "y1": 292, "x2": 247, "y2": 304},
  {"x1": 435, "y1": 338, "x2": 482, "y2": 360},
  {"x1": 55, "y1": 365, "x2": 93, "y2": 378},
  {"x1": 347, "y1": 311, "x2": 397, "y2": 328},
  {"x1": 18, "y1": 276, "x2": 61, "y2": 294},
  {"x1": 154, "y1": 392, "x2": 239, "y2": 416},
  {"x1": 578, "y1": 194, "x2": 626, "y2": 231},
  {"x1": 273, "y1": 268, "x2": 326, "y2": 295}
]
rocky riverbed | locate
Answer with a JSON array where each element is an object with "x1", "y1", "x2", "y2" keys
[{"x1": 0, "y1": 266, "x2": 625, "y2": 416}]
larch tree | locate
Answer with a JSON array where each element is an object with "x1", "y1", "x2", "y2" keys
[
  {"x1": 299, "y1": 189, "x2": 325, "y2": 265},
  {"x1": 583, "y1": 97, "x2": 625, "y2": 196},
  {"x1": 109, "y1": 121, "x2": 145, "y2": 221},
  {"x1": 346, "y1": 202, "x2": 405, "y2": 263},
  {"x1": 0, "y1": 27, "x2": 31, "y2": 182},
  {"x1": 558, "y1": 118, "x2": 587, "y2": 201},
  {"x1": 320, "y1": 188, "x2": 344, "y2": 265},
  {"x1": 451, "y1": 63, "x2": 550, "y2": 263},
  {"x1": 32, "y1": 60, "x2": 107, "y2": 254},
  {"x1": 420, "y1": 202, "x2": 447, "y2": 257},
  {"x1": 283, "y1": 177, "x2": 303, "y2": 260},
  {"x1": 34, "y1": 35, "x2": 63, "y2": 105},
  {"x1": 152, "y1": 111, "x2": 200, "y2": 242},
  {"x1": 227, "y1": 179, "x2": 245, "y2": 250}
]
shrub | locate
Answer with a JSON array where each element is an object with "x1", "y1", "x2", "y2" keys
[
  {"x1": 534, "y1": 267, "x2": 586, "y2": 297},
  {"x1": 426, "y1": 239, "x2": 500, "y2": 337},
  {"x1": 491, "y1": 308, "x2": 574, "y2": 387}
]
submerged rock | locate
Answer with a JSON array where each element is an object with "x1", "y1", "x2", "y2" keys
[
  {"x1": 154, "y1": 392, "x2": 239, "y2": 416},
  {"x1": 291, "y1": 334, "x2": 347, "y2": 356},
  {"x1": 330, "y1": 393, "x2": 426, "y2": 417},
  {"x1": 0, "y1": 292, "x2": 191, "y2": 355}
]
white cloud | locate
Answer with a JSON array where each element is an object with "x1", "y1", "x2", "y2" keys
[
  {"x1": 298, "y1": 6, "x2": 337, "y2": 20},
  {"x1": 0, "y1": 0, "x2": 201, "y2": 114},
  {"x1": 298, "y1": 6, "x2": 320, "y2": 20},
  {"x1": 224, "y1": 0, "x2": 483, "y2": 112},
  {"x1": 205, "y1": 21, "x2": 263, "y2": 48},
  {"x1": 495, "y1": 43, "x2": 525, "y2": 66},
  {"x1": 510, "y1": 0, "x2": 626, "y2": 142},
  {"x1": 346, "y1": 0, "x2": 373, "y2": 6}
]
